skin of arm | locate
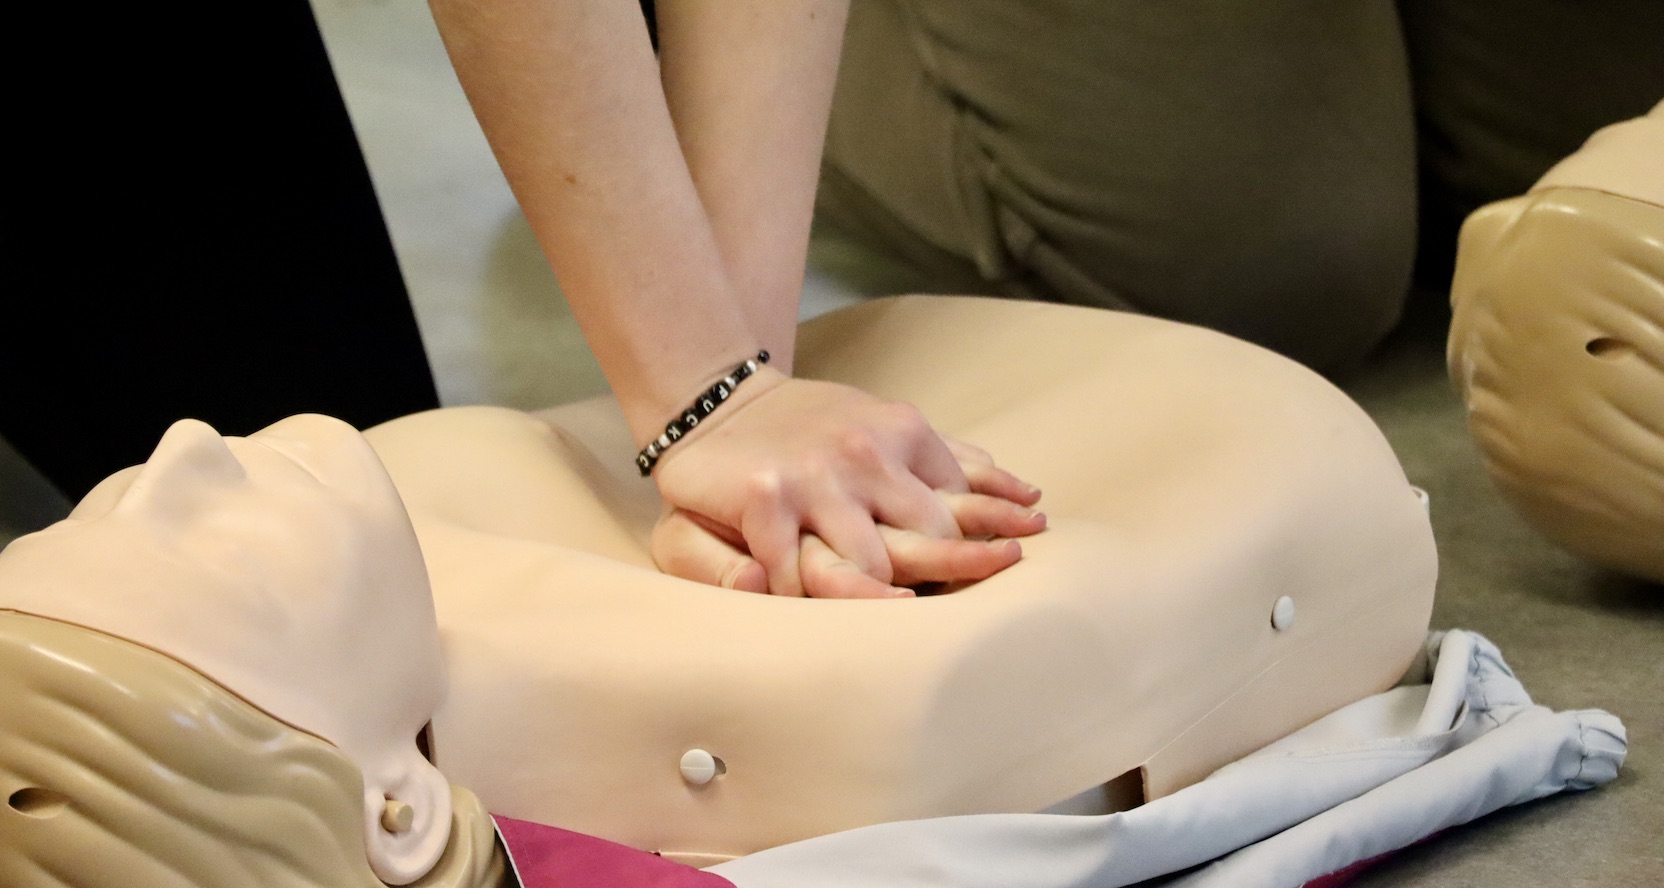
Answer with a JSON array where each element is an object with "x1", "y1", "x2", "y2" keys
[
  {"x1": 428, "y1": 0, "x2": 1043, "y2": 597},
  {"x1": 656, "y1": 0, "x2": 848, "y2": 371},
  {"x1": 428, "y1": 0, "x2": 760, "y2": 436}
]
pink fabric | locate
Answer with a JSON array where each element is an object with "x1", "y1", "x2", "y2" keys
[
  {"x1": 492, "y1": 815, "x2": 737, "y2": 888},
  {"x1": 1299, "y1": 829, "x2": 1447, "y2": 888},
  {"x1": 1300, "y1": 853, "x2": 1388, "y2": 888}
]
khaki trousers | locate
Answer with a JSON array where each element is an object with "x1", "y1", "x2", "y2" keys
[{"x1": 819, "y1": 0, "x2": 1664, "y2": 369}]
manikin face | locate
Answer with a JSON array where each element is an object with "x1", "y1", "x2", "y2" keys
[{"x1": 0, "y1": 415, "x2": 452, "y2": 885}]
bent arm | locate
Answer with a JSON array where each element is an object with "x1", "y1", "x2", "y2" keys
[
  {"x1": 427, "y1": 0, "x2": 1042, "y2": 597},
  {"x1": 427, "y1": 0, "x2": 845, "y2": 432},
  {"x1": 427, "y1": 0, "x2": 764, "y2": 444}
]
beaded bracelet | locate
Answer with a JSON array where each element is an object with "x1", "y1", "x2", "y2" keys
[{"x1": 636, "y1": 350, "x2": 770, "y2": 476}]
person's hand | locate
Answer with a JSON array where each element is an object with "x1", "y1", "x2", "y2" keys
[{"x1": 648, "y1": 370, "x2": 1045, "y2": 597}]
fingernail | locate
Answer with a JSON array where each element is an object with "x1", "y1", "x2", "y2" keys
[
  {"x1": 887, "y1": 586, "x2": 917, "y2": 599},
  {"x1": 990, "y1": 539, "x2": 1021, "y2": 557},
  {"x1": 1025, "y1": 484, "x2": 1041, "y2": 496}
]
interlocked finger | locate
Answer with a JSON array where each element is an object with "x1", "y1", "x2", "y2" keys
[
  {"x1": 879, "y1": 526, "x2": 1023, "y2": 586},
  {"x1": 960, "y1": 461, "x2": 1042, "y2": 506},
  {"x1": 651, "y1": 509, "x2": 768, "y2": 593},
  {"x1": 804, "y1": 497, "x2": 895, "y2": 586},
  {"x1": 740, "y1": 500, "x2": 808, "y2": 597},
  {"x1": 941, "y1": 434, "x2": 1041, "y2": 506},
  {"x1": 943, "y1": 436, "x2": 994, "y2": 467},
  {"x1": 883, "y1": 406, "x2": 968, "y2": 494},
  {"x1": 870, "y1": 473, "x2": 962, "y2": 541},
  {"x1": 800, "y1": 534, "x2": 915, "y2": 599},
  {"x1": 939, "y1": 492, "x2": 1047, "y2": 540}
]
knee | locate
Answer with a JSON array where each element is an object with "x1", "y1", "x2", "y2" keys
[
  {"x1": 1014, "y1": 155, "x2": 1418, "y2": 372},
  {"x1": 1152, "y1": 175, "x2": 1418, "y2": 370}
]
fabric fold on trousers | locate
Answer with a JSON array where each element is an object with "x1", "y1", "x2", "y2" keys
[{"x1": 709, "y1": 630, "x2": 1626, "y2": 888}]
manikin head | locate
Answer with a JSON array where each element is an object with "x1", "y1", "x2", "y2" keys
[
  {"x1": 1448, "y1": 100, "x2": 1664, "y2": 581},
  {"x1": 0, "y1": 415, "x2": 452, "y2": 883},
  {"x1": 0, "y1": 610, "x2": 505, "y2": 887}
]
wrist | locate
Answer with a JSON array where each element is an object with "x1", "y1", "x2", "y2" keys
[
  {"x1": 634, "y1": 351, "x2": 778, "y2": 476},
  {"x1": 615, "y1": 340, "x2": 758, "y2": 437},
  {"x1": 646, "y1": 365, "x2": 790, "y2": 480}
]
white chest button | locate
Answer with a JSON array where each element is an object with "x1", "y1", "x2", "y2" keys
[
  {"x1": 680, "y1": 749, "x2": 723, "y2": 785},
  {"x1": 1271, "y1": 595, "x2": 1297, "y2": 632}
]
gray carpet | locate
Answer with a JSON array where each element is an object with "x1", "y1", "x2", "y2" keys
[{"x1": 1336, "y1": 294, "x2": 1662, "y2": 887}]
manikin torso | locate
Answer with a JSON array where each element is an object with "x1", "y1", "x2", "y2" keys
[
  {"x1": 366, "y1": 296, "x2": 1437, "y2": 863},
  {"x1": 0, "y1": 296, "x2": 1436, "y2": 879}
]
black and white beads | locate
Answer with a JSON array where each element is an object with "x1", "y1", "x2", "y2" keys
[{"x1": 637, "y1": 351, "x2": 770, "y2": 476}]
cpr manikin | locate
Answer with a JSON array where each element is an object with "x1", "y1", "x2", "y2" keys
[
  {"x1": 1448, "y1": 99, "x2": 1664, "y2": 582},
  {"x1": 1, "y1": 297, "x2": 1436, "y2": 881}
]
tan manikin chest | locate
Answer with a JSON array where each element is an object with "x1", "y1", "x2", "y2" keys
[{"x1": 362, "y1": 296, "x2": 1437, "y2": 864}]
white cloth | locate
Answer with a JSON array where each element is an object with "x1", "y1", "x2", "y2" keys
[{"x1": 710, "y1": 631, "x2": 1626, "y2": 888}]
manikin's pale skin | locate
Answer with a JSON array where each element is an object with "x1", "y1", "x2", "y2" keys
[
  {"x1": 366, "y1": 297, "x2": 1439, "y2": 861},
  {"x1": 3, "y1": 296, "x2": 1438, "y2": 879}
]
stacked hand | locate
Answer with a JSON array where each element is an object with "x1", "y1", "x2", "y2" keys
[{"x1": 650, "y1": 369, "x2": 1046, "y2": 598}]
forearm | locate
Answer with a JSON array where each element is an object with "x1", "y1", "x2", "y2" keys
[
  {"x1": 428, "y1": 0, "x2": 760, "y2": 444},
  {"x1": 427, "y1": 1, "x2": 1039, "y2": 598},
  {"x1": 657, "y1": 0, "x2": 851, "y2": 372}
]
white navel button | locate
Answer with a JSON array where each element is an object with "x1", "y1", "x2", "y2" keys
[
  {"x1": 1271, "y1": 596, "x2": 1296, "y2": 632},
  {"x1": 680, "y1": 749, "x2": 721, "y2": 785}
]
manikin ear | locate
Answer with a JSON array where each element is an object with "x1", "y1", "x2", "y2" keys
[
  {"x1": 360, "y1": 747, "x2": 454, "y2": 885},
  {"x1": 114, "y1": 419, "x2": 247, "y2": 523}
]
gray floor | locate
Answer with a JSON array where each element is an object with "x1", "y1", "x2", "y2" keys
[
  {"x1": 1337, "y1": 297, "x2": 1662, "y2": 887},
  {"x1": 1, "y1": 1, "x2": 1657, "y2": 884}
]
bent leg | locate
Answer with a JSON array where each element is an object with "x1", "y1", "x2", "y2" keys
[{"x1": 820, "y1": 0, "x2": 1417, "y2": 369}]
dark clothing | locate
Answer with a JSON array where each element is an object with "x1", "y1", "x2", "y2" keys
[
  {"x1": 819, "y1": 0, "x2": 1664, "y2": 370},
  {"x1": 3, "y1": 3, "x2": 438, "y2": 498}
]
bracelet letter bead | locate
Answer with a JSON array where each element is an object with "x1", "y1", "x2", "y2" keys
[{"x1": 637, "y1": 351, "x2": 769, "y2": 476}]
